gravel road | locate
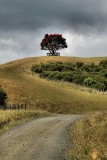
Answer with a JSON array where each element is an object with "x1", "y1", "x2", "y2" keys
[{"x1": 0, "y1": 115, "x2": 80, "y2": 160}]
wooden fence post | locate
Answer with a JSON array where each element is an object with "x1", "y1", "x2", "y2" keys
[{"x1": 25, "y1": 101, "x2": 27, "y2": 110}]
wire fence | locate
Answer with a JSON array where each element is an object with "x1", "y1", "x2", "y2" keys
[{"x1": 0, "y1": 101, "x2": 27, "y2": 110}]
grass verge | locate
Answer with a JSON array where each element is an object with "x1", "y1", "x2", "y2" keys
[
  {"x1": 69, "y1": 112, "x2": 107, "y2": 160},
  {"x1": 0, "y1": 110, "x2": 51, "y2": 135}
]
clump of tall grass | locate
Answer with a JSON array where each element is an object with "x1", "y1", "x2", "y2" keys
[
  {"x1": 69, "y1": 112, "x2": 107, "y2": 160},
  {"x1": 0, "y1": 110, "x2": 51, "y2": 134}
]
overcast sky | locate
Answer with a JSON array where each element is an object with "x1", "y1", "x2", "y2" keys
[{"x1": 0, "y1": 0, "x2": 107, "y2": 64}]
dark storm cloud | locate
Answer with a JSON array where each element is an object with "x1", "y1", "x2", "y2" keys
[
  {"x1": 0, "y1": 0, "x2": 107, "y2": 64},
  {"x1": 0, "y1": 0, "x2": 107, "y2": 32}
]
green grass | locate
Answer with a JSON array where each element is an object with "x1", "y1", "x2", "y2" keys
[
  {"x1": 0, "y1": 110, "x2": 51, "y2": 135},
  {"x1": 69, "y1": 112, "x2": 107, "y2": 160},
  {"x1": 0, "y1": 56, "x2": 107, "y2": 114}
]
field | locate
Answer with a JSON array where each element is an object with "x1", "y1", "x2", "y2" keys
[
  {"x1": 0, "y1": 56, "x2": 107, "y2": 114},
  {"x1": 0, "y1": 56, "x2": 107, "y2": 158}
]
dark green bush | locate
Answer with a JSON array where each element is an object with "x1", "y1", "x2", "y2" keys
[
  {"x1": 94, "y1": 82, "x2": 107, "y2": 91},
  {"x1": 47, "y1": 71, "x2": 59, "y2": 80},
  {"x1": 83, "y1": 77, "x2": 94, "y2": 86},
  {"x1": 62, "y1": 63, "x2": 76, "y2": 71},
  {"x1": 72, "y1": 74, "x2": 85, "y2": 85},
  {"x1": 31, "y1": 65, "x2": 43, "y2": 73},
  {"x1": 76, "y1": 62, "x2": 84, "y2": 68},
  {"x1": 99, "y1": 60, "x2": 107, "y2": 68},
  {"x1": 82, "y1": 63, "x2": 101, "y2": 72},
  {"x1": 62, "y1": 72, "x2": 73, "y2": 82},
  {"x1": 53, "y1": 72, "x2": 64, "y2": 80},
  {"x1": 40, "y1": 71, "x2": 50, "y2": 78},
  {"x1": 102, "y1": 71, "x2": 107, "y2": 78},
  {"x1": 31, "y1": 60, "x2": 107, "y2": 91},
  {"x1": 47, "y1": 63, "x2": 63, "y2": 71},
  {"x1": 0, "y1": 86, "x2": 7, "y2": 107}
]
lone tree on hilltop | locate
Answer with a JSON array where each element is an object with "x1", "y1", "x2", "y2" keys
[{"x1": 40, "y1": 34, "x2": 67, "y2": 56}]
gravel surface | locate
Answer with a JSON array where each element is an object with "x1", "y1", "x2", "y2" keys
[{"x1": 0, "y1": 115, "x2": 80, "y2": 160}]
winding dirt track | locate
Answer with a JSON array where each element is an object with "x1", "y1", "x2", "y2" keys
[{"x1": 0, "y1": 115, "x2": 80, "y2": 160}]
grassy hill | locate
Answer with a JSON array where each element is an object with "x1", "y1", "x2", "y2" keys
[{"x1": 0, "y1": 56, "x2": 107, "y2": 114}]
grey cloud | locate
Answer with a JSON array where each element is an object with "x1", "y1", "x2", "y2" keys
[
  {"x1": 0, "y1": 28, "x2": 107, "y2": 64},
  {"x1": 65, "y1": 33, "x2": 107, "y2": 57},
  {"x1": 0, "y1": 30, "x2": 46, "y2": 64},
  {"x1": 0, "y1": 0, "x2": 107, "y2": 32},
  {"x1": 0, "y1": 0, "x2": 107, "y2": 64}
]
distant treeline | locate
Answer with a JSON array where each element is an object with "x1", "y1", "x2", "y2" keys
[{"x1": 31, "y1": 60, "x2": 107, "y2": 92}]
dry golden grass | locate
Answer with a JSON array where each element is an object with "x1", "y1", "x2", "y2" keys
[
  {"x1": 69, "y1": 112, "x2": 107, "y2": 160},
  {"x1": 0, "y1": 56, "x2": 107, "y2": 114},
  {"x1": 0, "y1": 110, "x2": 51, "y2": 135}
]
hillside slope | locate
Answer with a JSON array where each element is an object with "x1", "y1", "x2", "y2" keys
[{"x1": 0, "y1": 56, "x2": 107, "y2": 114}]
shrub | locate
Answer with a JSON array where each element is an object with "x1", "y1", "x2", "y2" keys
[
  {"x1": 102, "y1": 71, "x2": 107, "y2": 78},
  {"x1": 62, "y1": 72, "x2": 73, "y2": 82},
  {"x1": 76, "y1": 62, "x2": 84, "y2": 68},
  {"x1": 81, "y1": 63, "x2": 101, "y2": 73},
  {"x1": 47, "y1": 71, "x2": 59, "y2": 80},
  {"x1": 53, "y1": 72, "x2": 64, "y2": 80},
  {"x1": 72, "y1": 74, "x2": 85, "y2": 85},
  {"x1": 81, "y1": 64, "x2": 91, "y2": 72},
  {"x1": 31, "y1": 61, "x2": 107, "y2": 92},
  {"x1": 83, "y1": 77, "x2": 94, "y2": 86},
  {"x1": 40, "y1": 71, "x2": 50, "y2": 78},
  {"x1": 62, "y1": 63, "x2": 76, "y2": 71},
  {"x1": 94, "y1": 82, "x2": 107, "y2": 91},
  {"x1": 99, "y1": 60, "x2": 107, "y2": 68},
  {"x1": 31, "y1": 65, "x2": 43, "y2": 73},
  {"x1": 0, "y1": 86, "x2": 7, "y2": 107}
]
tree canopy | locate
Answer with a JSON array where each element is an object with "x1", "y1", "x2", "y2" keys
[{"x1": 40, "y1": 34, "x2": 67, "y2": 56}]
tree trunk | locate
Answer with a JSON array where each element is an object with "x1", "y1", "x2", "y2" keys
[
  {"x1": 48, "y1": 48, "x2": 56, "y2": 56},
  {"x1": 51, "y1": 48, "x2": 56, "y2": 55}
]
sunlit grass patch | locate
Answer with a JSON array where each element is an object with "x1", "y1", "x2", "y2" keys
[
  {"x1": 69, "y1": 112, "x2": 107, "y2": 160},
  {"x1": 0, "y1": 110, "x2": 51, "y2": 135}
]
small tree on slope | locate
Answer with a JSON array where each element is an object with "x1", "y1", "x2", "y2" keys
[{"x1": 0, "y1": 86, "x2": 7, "y2": 107}]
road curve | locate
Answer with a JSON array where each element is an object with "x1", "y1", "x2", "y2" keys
[{"x1": 0, "y1": 115, "x2": 80, "y2": 160}]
